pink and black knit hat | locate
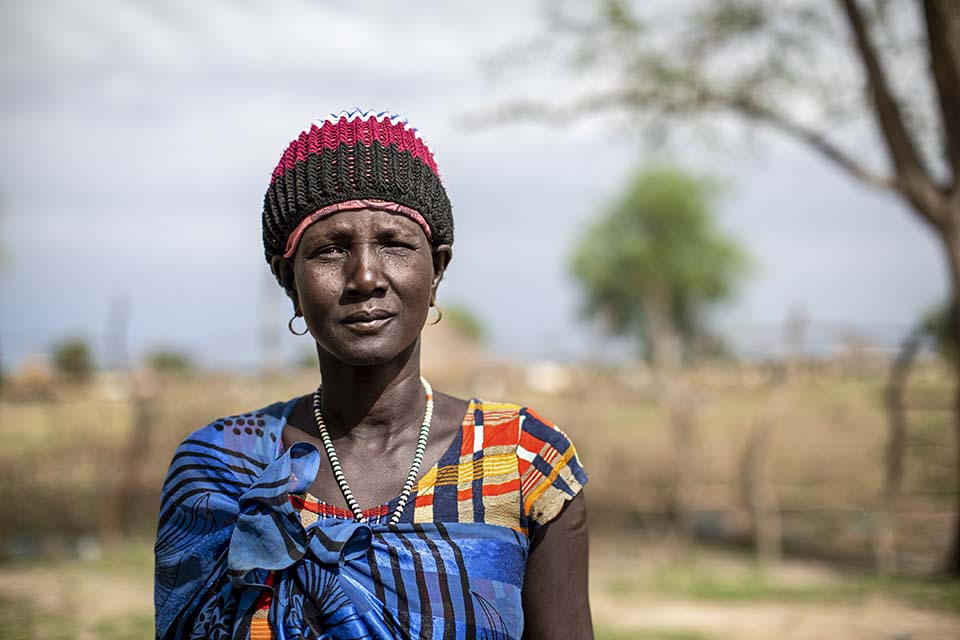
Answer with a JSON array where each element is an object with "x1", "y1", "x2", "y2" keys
[{"x1": 262, "y1": 109, "x2": 453, "y2": 266}]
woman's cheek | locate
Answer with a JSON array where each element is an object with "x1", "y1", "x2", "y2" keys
[{"x1": 297, "y1": 264, "x2": 344, "y2": 298}]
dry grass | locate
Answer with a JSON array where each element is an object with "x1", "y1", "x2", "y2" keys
[
  {"x1": 0, "y1": 357, "x2": 956, "y2": 639},
  {"x1": 1, "y1": 361, "x2": 954, "y2": 569}
]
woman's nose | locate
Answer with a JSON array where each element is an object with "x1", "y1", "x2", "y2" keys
[{"x1": 345, "y1": 243, "x2": 387, "y2": 295}]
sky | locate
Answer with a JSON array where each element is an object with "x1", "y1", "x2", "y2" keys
[{"x1": 0, "y1": 0, "x2": 947, "y2": 370}]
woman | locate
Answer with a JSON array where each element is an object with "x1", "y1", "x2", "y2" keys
[{"x1": 154, "y1": 110, "x2": 591, "y2": 639}]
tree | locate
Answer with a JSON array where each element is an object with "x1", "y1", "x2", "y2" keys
[
  {"x1": 571, "y1": 166, "x2": 748, "y2": 540},
  {"x1": 878, "y1": 300, "x2": 957, "y2": 572},
  {"x1": 147, "y1": 349, "x2": 194, "y2": 376},
  {"x1": 52, "y1": 337, "x2": 93, "y2": 383},
  {"x1": 571, "y1": 166, "x2": 748, "y2": 368},
  {"x1": 444, "y1": 303, "x2": 487, "y2": 344},
  {"x1": 489, "y1": 0, "x2": 960, "y2": 577}
]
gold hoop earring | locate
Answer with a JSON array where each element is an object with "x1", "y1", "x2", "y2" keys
[
  {"x1": 426, "y1": 304, "x2": 443, "y2": 325},
  {"x1": 288, "y1": 314, "x2": 309, "y2": 336}
]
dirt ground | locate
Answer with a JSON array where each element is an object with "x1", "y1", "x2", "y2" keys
[
  {"x1": 587, "y1": 535, "x2": 960, "y2": 640},
  {"x1": 1, "y1": 537, "x2": 958, "y2": 640},
  {"x1": 591, "y1": 593, "x2": 960, "y2": 640}
]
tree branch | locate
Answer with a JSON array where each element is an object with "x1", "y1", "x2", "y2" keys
[
  {"x1": 738, "y1": 101, "x2": 899, "y2": 191},
  {"x1": 467, "y1": 39, "x2": 949, "y2": 229},
  {"x1": 923, "y1": 0, "x2": 960, "y2": 189},
  {"x1": 460, "y1": 90, "x2": 642, "y2": 128},
  {"x1": 837, "y1": 0, "x2": 946, "y2": 223},
  {"x1": 466, "y1": 88, "x2": 902, "y2": 198}
]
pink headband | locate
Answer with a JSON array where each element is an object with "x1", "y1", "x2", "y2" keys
[{"x1": 283, "y1": 199, "x2": 432, "y2": 259}]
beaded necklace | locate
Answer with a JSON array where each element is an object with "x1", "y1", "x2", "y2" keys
[{"x1": 312, "y1": 377, "x2": 433, "y2": 525}]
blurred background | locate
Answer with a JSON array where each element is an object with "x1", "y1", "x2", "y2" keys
[{"x1": 1, "y1": 1, "x2": 958, "y2": 638}]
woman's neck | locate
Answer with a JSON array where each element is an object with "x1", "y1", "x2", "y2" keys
[{"x1": 314, "y1": 340, "x2": 427, "y2": 446}]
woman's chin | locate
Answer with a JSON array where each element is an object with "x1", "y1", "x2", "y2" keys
[{"x1": 322, "y1": 337, "x2": 420, "y2": 368}]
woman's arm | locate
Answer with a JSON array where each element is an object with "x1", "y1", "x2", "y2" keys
[{"x1": 521, "y1": 491, "x2": 593, "y2": 640}]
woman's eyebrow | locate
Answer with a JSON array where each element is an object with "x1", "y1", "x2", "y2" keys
[
  {"x1": 305, "y1": 227, "x2": 353, "y2": 244},
  {"x1": 304, "y1": 218, "x2": 422, "y2": 245},
  {"x1": 377, "y1": 225, "x2": 420, "y2": 240}
]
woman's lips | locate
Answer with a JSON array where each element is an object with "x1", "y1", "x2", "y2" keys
[
  {"x1": 342, "y1": 311, "x2": 395, "y2": 332},
  {"x1": 345, "y1": 317, "x2": 391, "y2": 331}
]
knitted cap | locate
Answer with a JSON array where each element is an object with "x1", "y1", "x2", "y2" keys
[{"x1": 262, "y1": 109, "x2": 453, "y2": 267}]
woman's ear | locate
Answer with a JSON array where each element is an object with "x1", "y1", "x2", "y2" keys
[
  {"x1": 430, "y1": 244, "x2": 453, "y2": 305},
  {"x1": 270, "y1": 255, "x2": 301, "y2": 314}
]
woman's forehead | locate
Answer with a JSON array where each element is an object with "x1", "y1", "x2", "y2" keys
[{"x1": 304, "y1": 209, "x2": 426, "y2": 238}]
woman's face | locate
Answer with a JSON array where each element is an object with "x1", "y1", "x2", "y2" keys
[{"x1": 281, "y1": 209, "x2": 450, "y2": 366}]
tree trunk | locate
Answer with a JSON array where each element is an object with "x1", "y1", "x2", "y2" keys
[
  {"x1": 947, "y1": 307, "x2": 960, "y2": 577},
  {"x1": 119, "y1": 390, "x2": 153, "y2": 529},
  {"x1": 100, "y1": 375, "x2": 154, "y2": 545},
  {"x1": 945, "y1": 223, "x2": 960, "y2": 576},
  {"x1": 668, "y1": 402, "x2": 697, "y2": 541},
  {"x1": 875, "y1": 323, "x2": 925, "y2": 574},
  {"x1": 740, "y1": 313, "x2": 802, "y2": 568},
  {"x1": 645, "y1": 287, "x2": 698, "y2": 541},
  {"x1": 645, "y1": 285, "x2": 682, "y2": 373},
  {"x1": 740, "y1": 377, "x2": 787, "y2": 568}
]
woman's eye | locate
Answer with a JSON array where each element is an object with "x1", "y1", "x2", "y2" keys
[{"x1": 312, "y1": 245, "x2": 347, "y2": 258}]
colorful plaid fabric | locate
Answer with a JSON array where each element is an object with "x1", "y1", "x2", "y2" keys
[
  {"x1": 154, "y1": 397, "x2": 586, "y2": 639},
  {"x1": 285, "y1": 400, "x2": 586, "y2": 535}
]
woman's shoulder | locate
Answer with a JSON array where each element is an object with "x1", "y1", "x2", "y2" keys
[
  {"x1": 467, "y1": 398, "x2": 575, "y2": 449},
  {"x1": 468, "y1": 398, "x2": 588, "y2": 530}
]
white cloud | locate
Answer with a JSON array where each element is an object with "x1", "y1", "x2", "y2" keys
[{"x1": 0, "y1": 0, "x2": 948, "y2": 367}]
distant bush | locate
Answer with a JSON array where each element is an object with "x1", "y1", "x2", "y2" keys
[
  {"x1": 147, "y1": 349, "x2": 194, "y2": 375},
  {"x1": 296, "y1": 349, "x2": 319, "y2": 369},
  {"x1": 688, "y1": 331, "x2": 735, "y2": 362},
  {"x1": 444, "y1": 304, "x2": 486, "y2": 343},
  {"x1": 52, "y1": 338, "x2": 93, "y2": 382},
  {"x1": 923, "y1": 301, "x2": 957, "y2": 362}
]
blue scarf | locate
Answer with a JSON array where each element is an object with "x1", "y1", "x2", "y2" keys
[{"x1": 154, "y1": 401, "x2": 528, "y2": 639}]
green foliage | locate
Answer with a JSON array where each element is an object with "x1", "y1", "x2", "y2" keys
[
  {"x1": 443, "y1": 304, "x2": 486, "y2": 343},
  {"x1": 570, "y1": 166, "x2": 748, "y2": 357},
  {"x1": 146, "y1": 349, "x2": 194, "y2": 375},
  {"x1": 52, "y1": 337, "x2": 93, "y2": 382}
]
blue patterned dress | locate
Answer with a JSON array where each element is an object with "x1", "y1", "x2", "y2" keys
[{"x1": 154, "y1": 397, "x2": 587, "y2": 639}]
